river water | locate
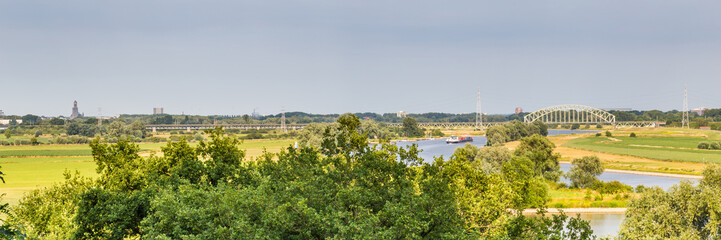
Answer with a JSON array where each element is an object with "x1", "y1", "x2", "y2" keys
[{"x1": 394, "y1": 130, "x2": 694, "y2": 237}]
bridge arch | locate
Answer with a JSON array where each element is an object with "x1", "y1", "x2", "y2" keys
[{"x1": 523, "y1": 104, "x2": 615, "y2": 125}]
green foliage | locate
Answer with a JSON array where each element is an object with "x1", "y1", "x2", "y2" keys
[
  {"x1": 431, "y1": 128, "x2": 444, "y2": 137},
  {"x1": 502, "y1": 156, "x2": 549, "y2": 209},
  {"x1": 485, "y1": 120, "x2": 548, "y2": 146},
  {"x1": 566, "y1": 156, "x2": 604, "y2": 188},
  {"x1": 514, "y1": 135, "x2": 562, "y2": 182},
  {"x1": 297, "y1": 122, "x2": 340, "y2": 147},
  {"x1": 10, "y1": 172, "x2": 93, "y2": 239},
  {"x1": 711, "y1": 142, "x2": 721, "y2": 150},
  {"x1": 503, "y1": 212, "x2": 595, "y2": 240},
  {"x1": 4, "y1": 130, "x2": 10, "y2": 139},
  {"x1": 630, "y1": 132, "x2": 636, "y2": 137},
  {"x1": 618, "y1": 165, "x2": 721, "y2": 239},
  {"x1": 605, "y1": 131, "x2": 612, "y2": 137},
  {"x1": 49, "y1": 118, "x2": 65, "y2": 125},
  {"x1": 571, "y1": 123, "x2": 580, "y2": 130},
  {"x1": 33, "y1": 130, "x2": 42, "y2": 137},
  {"x1": 478, "y1": 145, "x2": 513, "y2": 174},
  {"x1": 401, "y1": 117, "x2": 424, "y2": 137},
  {"x1": 591, "y1": 180, "x2": 633, "y2": 195},
  {"x1": 595, "y1": 133, "x2": 602, "y2": 137}
]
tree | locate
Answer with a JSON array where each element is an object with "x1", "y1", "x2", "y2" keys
[
  {"x1": 49, "y1": 118, "x2": 65, "y2": 125},
  {"x1": 297, "y1": 122, "x2": 339, "y2": 147},
  {"x1": 34, "y1": 130, "x2": 42, "y2": 137},
  {"x1": 514, "y1": 135, "x2": 562, "y2": 182},
  {"x1": 3, "y1": 130, "x2": 10, "y2": 139},
  {"x1": 67, "y1": 122, "x2": 81, "y2": 136},
  {"x1": 605, "y1": 131, "x2": 612, "y2": 137},
  {"x1": 478, "y1": 145, "x2": 512, "y2": 174},
  {"x1": 431, "y1": 129, "x2": 444, "y2": 137},
  {"x1": 502, "y1": 156, "x2": 549, "y2": 209},
  {"x1": 242, "y1": 114, "x2": 251, "y2": 123},
  {"x1": 485, "y1": 125, "x2": 510, "y2": 146},
  {"x1": 21, "y1": 115, "x2": 40, "y2": 125},
  {"x1": 401, "y1": 117, "x2": 424, "y2": 137},
  {"x1": 532, "y1": 120, "x2": 548, "y2": 136},
  {"x1": 566, "y1": 156, "x2": 604, "y2": 188},
  {"x1": 84, "y1": 118, "x2": 98, "y2": 125},
  {"x1": 618, "y1": 165, "x2": 721, "y2": 239}
]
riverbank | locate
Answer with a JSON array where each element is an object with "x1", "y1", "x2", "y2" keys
[
  {"x1": 523, "y1": 208, "x2": 627, "y2": 215},
  {"x1": 559, "y1": 161, "x2": 702, "y2": 179}
]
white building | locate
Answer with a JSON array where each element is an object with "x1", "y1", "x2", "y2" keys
[
  {"x1": 0, "y1": 119, "x2": 22, "y2": 125},
  {"x1": 397, "y1": 111, "x2": 407, "y2": 118},
  {"x1": 153, "y1": 108, "x2": 164, "y2": 115},
  {"x1": 692, "y1": 107, "x2": 709, "y2": 116}
]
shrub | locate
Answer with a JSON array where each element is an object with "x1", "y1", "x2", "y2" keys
[
  {"x1": 431, "y1": 129, "x2": 444, "y2": 137},
  {"x1": 594, "y1": 194, "x2": 603, "y2": 201},
  {"x1": 596, "y1": 124, "x2": 602, "y2": 129},
  {"x1": 699, "y1": 142, "x2": 710, "y2": 149},
  {"x1": 711, "y1": 142, "x2": 721, "y2": 150},
  {"x1": 595, "y1": 133, "x2": 602, "y2": 137},
  {"x1": 194, "y1": 134, "x2": 204, "y2": 142},
  {"x1": 593, "y1": 180, "x2": 633, "y2": 194},
  {"x1": 147, "y1": 137, "x2": 166, "y2": 143},
  {"x1": 244, "y1": 132, "x2": 263, "y2": 139},
  {"x1": 605, "y1": 131, "x2": 612, "y2": 137},
  {"x1": 630, "y1": 132, "x2": 637, "y2": 138},
  {"x1": 571, "y1": 124, "x2": 580, "y2": 130}
]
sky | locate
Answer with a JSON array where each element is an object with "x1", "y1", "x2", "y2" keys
[{"x1": 2, "y1": 1, "x2": 721, "y2": 117}]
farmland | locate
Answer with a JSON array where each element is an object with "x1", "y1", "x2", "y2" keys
[{"x1": 0, "y1": 139, "x2": 296, "y2": 204}]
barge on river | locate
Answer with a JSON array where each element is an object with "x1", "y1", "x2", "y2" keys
[{"x1": 446, "y1": 136, "x2": 472, "y2": 144}]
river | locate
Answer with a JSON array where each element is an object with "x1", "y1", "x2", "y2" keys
[{"x1": 394, "y1": 130, "x2": 694, "y2": 237}]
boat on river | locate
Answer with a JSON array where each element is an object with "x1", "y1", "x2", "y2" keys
[{"x1": 445, "y1": 136, "x2": 472, "y2": 144}]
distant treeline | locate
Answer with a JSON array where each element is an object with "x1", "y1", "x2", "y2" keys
[{"x1": 3, "y1": 108, "x2": 721, "y2": 129}]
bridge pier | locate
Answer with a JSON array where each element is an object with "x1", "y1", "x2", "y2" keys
[
  {"x1": 187, "y1": 127, "x2": 191, "y2": 132},
  {"x1": 152, "y1": 127, "x2": 157, "y2": 133}
]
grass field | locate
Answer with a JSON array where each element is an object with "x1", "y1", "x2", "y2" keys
[
  {"x1": 547, "y1": 187, "x2": 631, "y2": 208},
  {"x1": 563, "y1": 136, "x2": 721, "y2": 164},
  {"x1": 0, "y1": 139, "x2": 296, "y2": 204}
]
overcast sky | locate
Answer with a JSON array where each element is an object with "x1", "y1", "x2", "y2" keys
[{"x1": 2, "y1": 1, "x2": 721, "y2": 117}]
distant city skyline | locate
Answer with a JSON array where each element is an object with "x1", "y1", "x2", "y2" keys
[{"x1": 2, "y1": 1, "x2": 721, "y2": 116}]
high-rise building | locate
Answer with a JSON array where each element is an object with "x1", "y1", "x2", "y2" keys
[
  {"x1": 70, "y1": 100, "x2": 80, "y2": 119},
  {"x1": 515, "y1": 107, "x2": 523, "y2": 114},
  {"x1": 153, "y1": 107, "x2": 164, "y2": 115}
]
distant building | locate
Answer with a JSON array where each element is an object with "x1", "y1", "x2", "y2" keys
[
  {"x1": 0, "y1": 119, "x2": 22, "y2": 125},
  {"x1": 515, "y1": 107, "x2": 523, "y2": 114},
  {"x1": 70, "y1": 100, "x2": 83, "y2": 119},
  {"x1": 692, "y1": 107, "x2": 709, "y2": 116},
  {"x1": 153, "y1": 107, "x2": 164, "y2": 115},
  {"x1": 0, "y1": 109, "x2": 4, "y2": 116},
  {"x1": 397, "y1": 111, "x2": 407, "y2": 118}
]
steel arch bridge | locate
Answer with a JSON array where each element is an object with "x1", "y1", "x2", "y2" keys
[{"x1": 523, "y1": 104, "x2": 616, "y2": 125}]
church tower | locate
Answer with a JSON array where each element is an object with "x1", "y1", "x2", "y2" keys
[{"x1": 70, "y1": 100, "x2": 80, "y2": 119}]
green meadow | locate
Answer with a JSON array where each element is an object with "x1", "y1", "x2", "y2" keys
[
  {"x1": 563, "y1": 135, "x2": 721, "y2": 164},
  {"x1": 0, "y1": 139, "x2": 296, "y2": 204}
]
